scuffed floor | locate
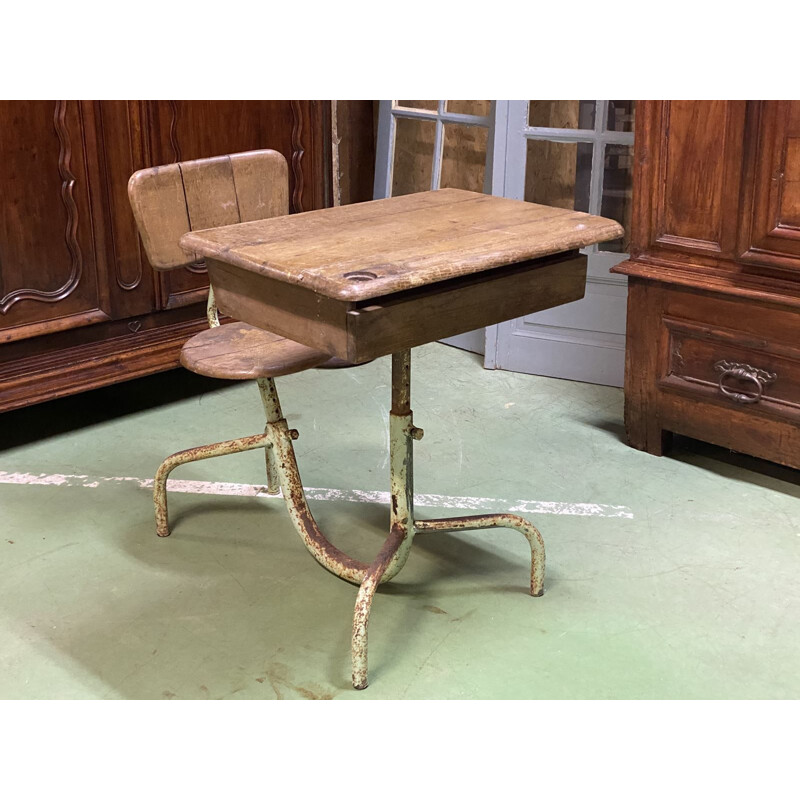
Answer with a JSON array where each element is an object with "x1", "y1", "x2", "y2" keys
[{"x1": 1, "y1": 343, "x2": 798, "y2": 699}]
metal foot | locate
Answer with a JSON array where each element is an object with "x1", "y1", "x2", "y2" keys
[
  {"x1": 153, "y1": 432, "x2": 270, "y2": 537},
  {"x1": 415, "y1": 514, "x2": 546, "y2": 597}
]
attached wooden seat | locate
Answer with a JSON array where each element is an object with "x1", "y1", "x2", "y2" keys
[
  {"x1": 127, "y1": 149, "x2": 338, "y2": 378},
  {"x1": 180, "y1": 322, "x2": 330, "y2": 379}
]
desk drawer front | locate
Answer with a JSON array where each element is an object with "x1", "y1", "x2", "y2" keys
[
  {"x1": 208, "y1": 253, "x2": 587, "y2": 364},
  {"x1": 346, "y1": 254, "x2": 587, "y2": 363}
]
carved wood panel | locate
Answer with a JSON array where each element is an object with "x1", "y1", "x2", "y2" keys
[
  {"x1": 651, "y1": 100, "x2": 746, "y2": 259},
  {"x1": 0, "y1": 101, "x2": 108, "y2": 342},
  {"x1": 95, "y1": 100, "x2": 157, "y2": 319},
  {"x1": 738, "y1": 101, "x2": 800, "y2": 272}
]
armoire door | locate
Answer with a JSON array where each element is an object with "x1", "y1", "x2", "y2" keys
[
  {"x1": 738, "y1": 100, "x2": 800, "y2": 273},
  {"x1": 0, "y1": 101, "x2": 114, "y2": 346}
]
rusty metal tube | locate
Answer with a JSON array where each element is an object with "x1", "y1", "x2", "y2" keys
[
  {"x1": 391, "y1": 349, "x2": 411, "y2": 415},
  {"x1": 153, "y1": 432, "x2": 271, "y2": 537},
  {"x1": 257, "y1": 379, "x2": 283, "y2": 495},
  {"x1": 263, "y1": 444, "x2": 281, "y2": 495},
  {"x1": 379, "y1": 411, "x2": 417, "y2": 582},
  {"x1": 414, "y1": 514, "x2": 546, "y2": 596},
  {"x1": 257, "y1": 376, "x2": 372, "y2": 584},
  {"x1": 382, "y1": 349, "x2": 418, "y2": 580},
  {"x1": 257, "y1": 377, "x2": 282, "y2": 421},
  {"x1": 352, "y1": 524, "x2": 407, "y2": 690},
  {"x1": 206, "y1": 286, "x2": 220, "y2": 327},
  {"x1": 266, "y1": 416, "x2": 371, "y2": 584}
]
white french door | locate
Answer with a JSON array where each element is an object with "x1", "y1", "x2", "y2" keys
[
  {"x1": 487, "y1": 100, "x2": 634, "y2": 386},
  {"x1": 373, "y1": 100, "x2": 635, "y2": 386}
]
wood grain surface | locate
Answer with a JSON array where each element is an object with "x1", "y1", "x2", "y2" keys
[
  {"x1": 128, "y1": 149, "x2": 289, "y2": 270},
  {"x1": 182, "y1": 188, "x2": 623, "y2": 301},
  {"x1": 180, "y1": 321, "x2": 329, "y2": 379}
]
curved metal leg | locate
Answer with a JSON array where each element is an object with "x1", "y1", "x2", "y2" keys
[
  {"x1": 352, "y1": 524, "x2": 408, "y2": 690},
  {"x1": 415, "y1": 514, "x2": 546, "y2": 597},
  {"x1": 253, "y1": 360, "x2": 425, "y2": 589},
  {"x1": 257, "y1": 376, "x2": 377, "y2": 584},
  {"x1": 153, "y1": 433, "x2": 270, "y2": 537}
]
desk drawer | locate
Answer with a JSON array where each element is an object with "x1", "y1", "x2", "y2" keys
[
  {"x1": 208, "y1": 252, "x2": 587, "y2": 363},
  {"x1": 660, "y1": 317, "x2": 800, "y2": 419}
]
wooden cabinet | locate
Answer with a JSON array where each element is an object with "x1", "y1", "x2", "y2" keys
[
  {"x1": 0, "y1": 100, "x2": 332, "y2": 413},
  {"x1": 613, "y1": 101, "x2": 800, "y2": 470}
]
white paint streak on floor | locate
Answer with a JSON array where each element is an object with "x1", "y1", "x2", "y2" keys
[{"x1": 0, "y1": 470, "x2": 633, "y2": 518}]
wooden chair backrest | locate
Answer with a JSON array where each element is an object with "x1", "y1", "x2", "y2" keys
[{"x1": 127, "y1": 149, "x2": 289, "y2": 270}]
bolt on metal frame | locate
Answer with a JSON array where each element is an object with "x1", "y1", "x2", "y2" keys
[{"x1": 154, "y1": 310, "x2": 546, "y2": 688}]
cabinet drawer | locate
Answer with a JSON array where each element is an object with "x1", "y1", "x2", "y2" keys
[{"x1": 659, "y1": 317, "x2": 800, "y2": 419}]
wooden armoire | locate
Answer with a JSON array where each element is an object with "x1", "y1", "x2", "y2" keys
[
  {"x1": 613, "y1": 101, "x2": 800, "y2": 470},
  {"x1": 0, "y1": 101, "x2": 332, "y2": 414}
]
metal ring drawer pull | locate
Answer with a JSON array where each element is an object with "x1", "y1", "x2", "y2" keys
[{"x1": 713, "y1": 360, "x2": 777, "y2": 405}]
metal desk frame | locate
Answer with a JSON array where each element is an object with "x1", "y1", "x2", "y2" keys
[{"x1": 154, "y1": 347, "x2": 545, "y2": 689}]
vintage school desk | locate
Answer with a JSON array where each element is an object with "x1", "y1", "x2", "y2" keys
[{"x1": 175, "y1": 187, "x2": 622, "y2": 689}]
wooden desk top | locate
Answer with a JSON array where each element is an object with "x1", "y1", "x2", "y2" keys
[{"x1": 181, "y1": 188, "x2": 623, "y2": 302}]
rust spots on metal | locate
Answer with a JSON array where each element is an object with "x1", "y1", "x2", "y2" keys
[
  {"x1": 153, "y1": 432, "x2": 270, "y2": 537},
  {"x1": 415, "y1": 513, "x2": 545, "y2": 597},
  {"x1": 352, "y1": 523, "x2": 409, "y2": 690},
  {"x1": 391, "y1": 350, "x2": 411, "y2": 415}
]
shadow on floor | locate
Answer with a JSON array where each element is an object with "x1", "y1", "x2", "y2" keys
[
  {"x1": 669, "y1": 435, "x2": 800, "y2": 492},
  {"x1": 590, "y1": 417, "x2": 800, "y2": 495}
]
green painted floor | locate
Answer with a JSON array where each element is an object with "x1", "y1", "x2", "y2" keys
[{"x1": 1, "y1": 343, "x2": 798, "y2": 699}]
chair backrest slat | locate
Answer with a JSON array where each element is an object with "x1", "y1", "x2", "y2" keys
[{"x1": 128, "y1": 149, "x2": 289, "y2": 270}]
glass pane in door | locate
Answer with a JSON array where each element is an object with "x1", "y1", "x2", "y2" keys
[
  {"x1": 396, "y1": 100, "x2": 438, "y2": 111},
  {"x1": 392, "y1": 117, "x2": 435, "y2": 196},
  {"x1": 524, "y1": 139, "x2": 592, "y2": 211},
  {"x1": 599, "y1": 144, "x2": 634, "y2": 252},
  {"x1": 440, "y1": 123, "x2": 488, "y2": 192},
  {"x1": 446, "y1": 100, "x2": 492, "y2": 116},
  {"x1": 528, "y1": 100, "x2": 596, "y2": 129},
  {"x1": 606, "y1": 101, "x2": 636, "y2": 132}
]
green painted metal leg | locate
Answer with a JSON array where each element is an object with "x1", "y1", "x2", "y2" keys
[
  {"x1": 351, "y1": 350, "x2": 421, "y2": 688},
  {"x1": 153, "y1": 432, "x2": 270, "y2": 537},
  {"x1": 415, "y1": 514, "x2": 545, "y2": 597},
  {"x1": 349, "y1": 350, "x2": 546, "y2": 688},
  {"x1": 352, "y1": 524, "x2": 408, "y2": 690},
  {"x1": 257, "y1": 377, "x2": 373, "y2": 585}
]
